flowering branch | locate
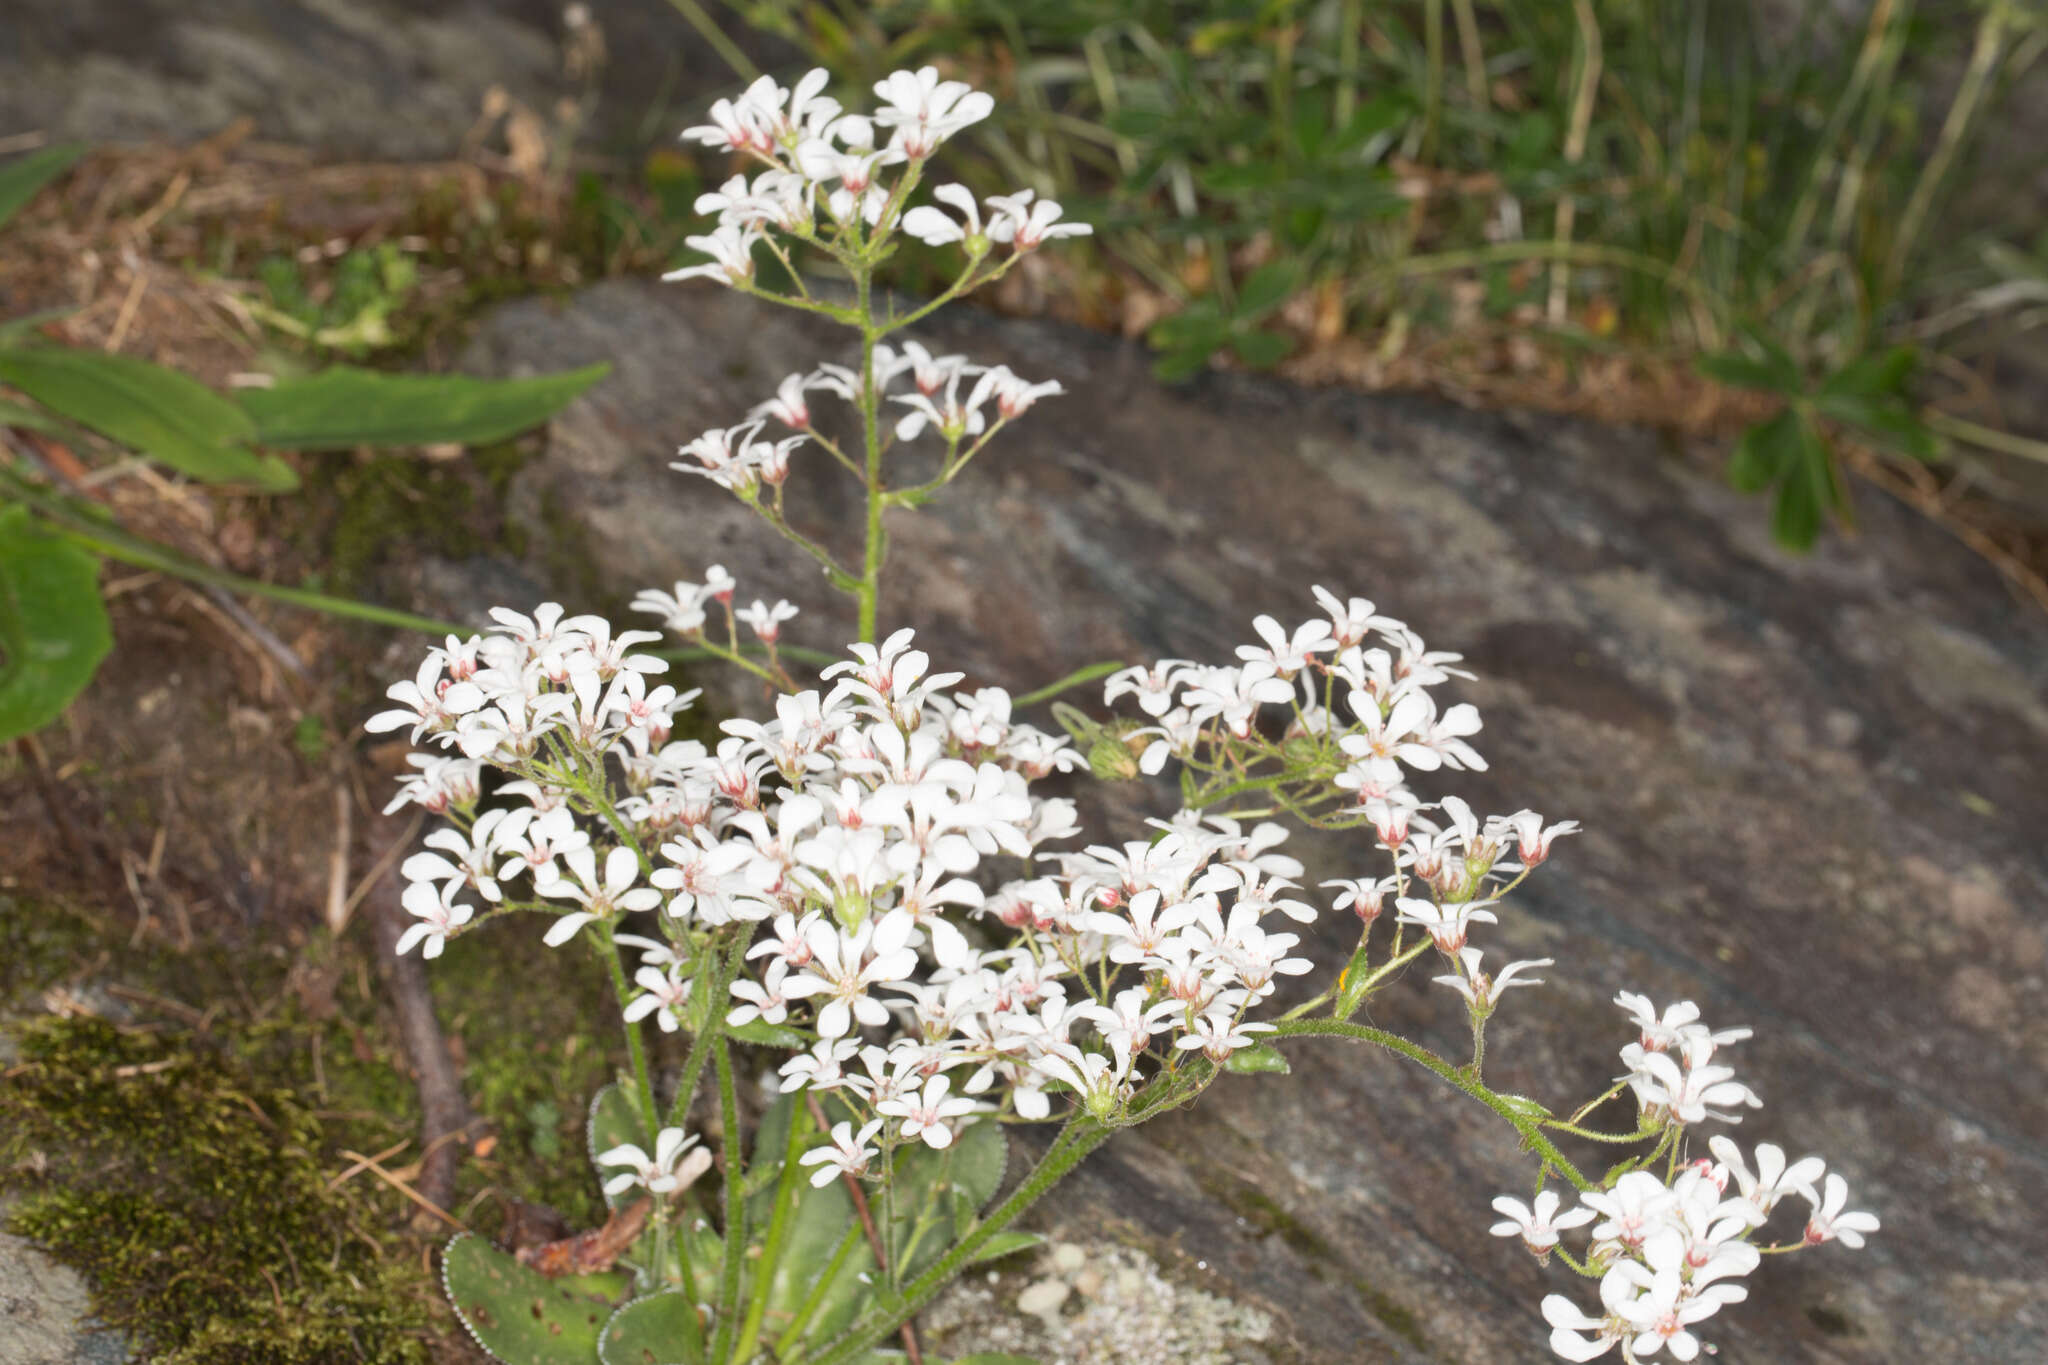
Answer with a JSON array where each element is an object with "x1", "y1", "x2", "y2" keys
[{"x1": 376, "y1": 63, "x2": 1877, "y2": 1365}]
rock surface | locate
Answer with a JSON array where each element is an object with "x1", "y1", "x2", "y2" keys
[
  {"x1": 0, "y1": 0, "x2": 754, "y2": 160},
  {"x1": 0, "y1": 1214, "x2": 124, "y2": 1365},
  {"x1": 440, "y1": 279, "x2": 2048, "y2": 1363}
]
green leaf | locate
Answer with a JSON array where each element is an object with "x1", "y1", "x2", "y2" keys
[
  {"x1": 0, "y1": 347, "x2": 296, "y2": 490},
  {"x1": 1233, "y1": 261, "x2": 1300, "y2": 321},
  {"x1": 0, "y1": 506, "x2": 112, "y2": 743},
  {"x1": 1496, "y1": 1093, "x2": 1552, "y2": 1121},
  {"x1": 1147, "y1": 302, "x2": 1230, "y2": 352},
  {"x1": 1813, "y1": 393, "x2": 1941, "y2": 461},
  {"x1": 597, "y1": 1290, "x2": 698, "y2": 1365},
  {"x1": 441, "y1": 1232, "x2": 627, "y2": 1365},
  {"x1": 0, "y1": 306, "x2": 80, "y2": 346},
  {"x1": 728, "y1": 1018, "x2": 809, "y2": 1050},
  {"x1": 1195, "y1": 161, "x2": 1288, "y2": 196},
  {"x1": 1819, "y1": 346, "x2": 1915, "y2": 399},
  {"x1": 1726, "y1": 410, "x2": 1798, "y2": 493},
  {"x1": 1228, "y1": 329, "x2": 1295, "y2": 369},
  {"x1": 964, "y1": 1231, "x2": 1045, "y2": 1265},
  {"x1": 237, "y1": 363, "x2": 609, "y2": 449},
  {"x1": 1769, "y1": 415, "x2": 1837, "y2": 550},
  {"x1": 1697, "y1": 349, "x2": 1799, "y2": 396},
  {"x1": 1151, "y1": 344, "x2": 1219, "y2": 384},
  {"x1": 0, "y1": 143, "x2": 88, "y2": 232},
  {"x1": 1223, "y1": 1043, "x2": 1291, "y2": 1075},
  {"x1": 0, "y1": 397, "x2": 66, "y2": 434}
]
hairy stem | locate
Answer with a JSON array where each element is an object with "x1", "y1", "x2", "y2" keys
[
  {"x1": 805, "y1": 1117, "x2": 1110, "y2": 1365},
  {"x1": 1266, "y1": 1018, "x2": 1592, "y2": 1192}
]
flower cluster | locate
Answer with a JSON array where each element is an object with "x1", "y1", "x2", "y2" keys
[
  {"x1": 1099, "y1": 588, "x2": 1576, "y2": 1011},
  {"x1": 669, "y1": 65, "x2": 1088, "y2": 288},
  {"x1": 1493, "y1": 995, "x2": 1877, "y2": 1361}
]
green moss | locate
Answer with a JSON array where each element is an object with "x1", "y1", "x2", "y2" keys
[
  {"x1": 431, "y1": 922, "x2": 622, "y2": 1229},
  {"x1": 323, "y1": 445, "x2": 532, "y2": 594},
  {"x1": 1, "y1": 1016, "x2": 432, "y2": 1365}
]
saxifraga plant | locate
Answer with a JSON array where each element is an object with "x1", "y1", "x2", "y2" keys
[{"x1": 373, "y1": 66, "x2": 1877, "y2": 1365}]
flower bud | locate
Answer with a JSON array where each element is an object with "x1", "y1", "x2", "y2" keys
[{"x1": 1087, "y1": 736, "x2": 1140, "y2": 781}]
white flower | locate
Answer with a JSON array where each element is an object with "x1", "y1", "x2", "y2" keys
[
  {"x1": 1622, "y1": 1034, "x2": 1762, "y2": 1126},
  {"x1": 1490, "y1": 1189, "x2": 1594, "y2": 1255},
  {"x1": 737, "y1": 598, "x2": 800, "y2": 644},
  {"x1": 596, "y1": 1127, "x2": 712, "y2": 1198},
  {"x1": 900, "y1": 183, "x2": 982, "y2": 246},
  {"x1": 749, "y1": 373, "x2": 812, "y2": 429},
  {"x1": 664, "y1": 224, "x2": 761, "y2": 286},
  {"x1": 1237, "y1": 614, "x2": 1334, "y2": 679},
  {"x1": 536, "y1": 845, "x2": 663, "y2": 947},
  {"x1": 1801, "y1": 1173, "x2": 1880, "y2": 1248},
  {"x1": 1103, "y1": 660, "x2": 1196, "y2": 718},
  {"x1": 984, "y1": 189, "x2": 1091, "y2": 249},
  {"x1": 1434, "y1": 949, "x2": 1552, "y2": 1011},
  {"x1": 394, "y1": 879, "x2": 473, "y2": 959},
  {"x1": 876, "y1": 1073, "x2": 980, "y2": 1148},
  {"x1": 622, "y1": 963, "x2": 693, "y2": 1032},
  {"x1": 680, "y1": 76, "x2": 782, "y2": 154},
  {"x1": 365, "y1": 655, "x2": 484, "y2": 740},
  {"x1": 1501, "y1": 809, "x2": 1580, "y2": 866},
  {"x1": 799, "y1": 1119, "x2": 884, "y2": 1186},
  {"x1": 872, "y1": 67, "x2": 993, "y2": 159},
  {"x1": 1395, "y1": 896, "x2": 1498, "y2": 954},
  {"x1": 782, "y1": 910, "x2": 920, "y2": 1038},
  {"x1": 979, "y1": 365, "x2": 1063, "y2": 419},
  {"x1": 1705, "y1": 1137, "x2": 1825, "y2": 1226},
  {"x1": 726, "y1": 959, "x2": 793, "y2": 1028},
  {"x1": 1542, "y1": 1292, "x2": 1620, "y2": 1361}
]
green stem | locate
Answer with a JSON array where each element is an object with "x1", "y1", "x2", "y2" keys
[
  {"x1": 805, "y1": 1118, "x2": 1111, "y2": 1365},
  {"x1": 596, "y1": 921, "x2": 661, "y2": 1145},
  {"x1": 729, "y1": 1100, "x2": 816, "y2": 1365},
  {"x1": 667, "y1": 931, "x2": 752, "y2": 1130},
  {"x1": 708, "y1": 1034, "x2": 748, "y2": 1361},
  {"x1": 11, "y1": 481, "x2": 459, "y2": 634},
  {"x1": 857, "y1": 271, "x2": 884, "y2": 645},
  {"x1": 1265, "y1": 1018, "x2": 1592, "y2": 1192},
  {"x1": 1012, "y1": 660, "x2": 1127, "y2": 708}
]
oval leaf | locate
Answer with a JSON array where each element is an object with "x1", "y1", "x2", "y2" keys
[
  {"x1": 597, "y1": 1290, "x2": 698, "y2": 1365},
  {"x1": 442, "y1": 1232, "x2": 627, "y2": 1365},
  {"x1": 0, "y1": 347, "x2": 295, "y2": 490},
  {"x1": 0, "y1": 506, "x2": 111, "y2": 743},
  {"x1": 239, "y1": 364, "x2": 609, "y2": 449}
]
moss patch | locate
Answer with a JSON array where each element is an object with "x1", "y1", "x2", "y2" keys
[
  {"x1": 318, "y1": 440, "x2": 533, "y2": 596},
  {"x1": 1, "y1": 1015, "x2": 432, "y2": 1365}
]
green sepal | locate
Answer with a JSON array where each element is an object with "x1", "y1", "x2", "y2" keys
[{"x1": 1223, "y1": 1042, "x2": 1290, "y2": 1074}]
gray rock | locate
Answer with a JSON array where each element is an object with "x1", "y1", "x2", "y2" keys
[
  {"x1": 0, "y1": 1215, "x2": 126, "y2": 1365},
  {"x1": 0, "y1": 0, "x2": 769, "y2": 161},
  {"x1": 444, "y1": 279, "x2": 2048, "y2": 1363}
]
